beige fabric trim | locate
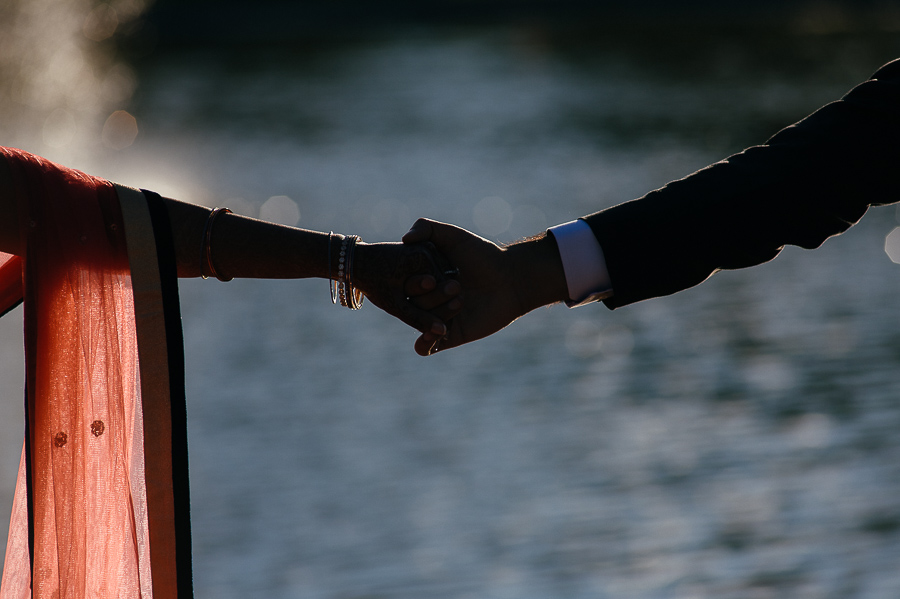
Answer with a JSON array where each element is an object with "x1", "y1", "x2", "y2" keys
[{"x1": 116, "y1": 183, "x2": 180, "y2": 599}]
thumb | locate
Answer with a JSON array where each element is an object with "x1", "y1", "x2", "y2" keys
[
  {"x1": 402, "y1": 217, "x2": 437, "y2": 245},
  {"x1": 402, "y1": 218, "x2": 475, "y2": 253}
]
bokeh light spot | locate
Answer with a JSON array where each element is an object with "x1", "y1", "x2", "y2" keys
[
  {"x1": 42, "y1": 108, "x2": 76, "y2": 148},
  {"x1": 884, "y1": 227, "x2": 900, "y2": 263},
  {"x1": 49, "y1": 46, "x2": 85, "y2": 88},
  {"x1": 102, "y1": 110, "x2": 138, "y2": 149},
  {"x1": 788, "y1": 413, "x2": 833, "y2": 449},
  {"x1": 260, "y1": 195, "x2": 300, "y2": 226},
  {"x1": 742, "y1": 356, "x2": 797, "y2": 392},
  {"x1": 100, "y1": 63, "x2": 137, "y2": 104},
  {"x1": 565, "y1": 320, "x2": 604, "y2": 357},
  {"x1": 83, "y1": 4, "x2": 119, "y2": 42},
  {"x1": 473, "y1": 196, "x2": 512, "y2": 237},
  {"x1": 566, "y1": 321, "x2": 634, "y2": 358}
]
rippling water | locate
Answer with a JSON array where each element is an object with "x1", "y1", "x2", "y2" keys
[{"x1": 3, "y1": 15, "x2": 900, "y2": 599}]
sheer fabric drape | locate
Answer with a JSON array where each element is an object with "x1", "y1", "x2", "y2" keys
[{"x1": 0, "y1": 147, "x2": 189, "y2": 598}]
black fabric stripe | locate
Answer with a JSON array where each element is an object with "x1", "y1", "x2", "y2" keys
[
  {"x1": 142, "y1": 189, "x2": 194, "y2": 597},
  {"x1": 22, "y1": 255, "x2": 37, "y2": 595}
]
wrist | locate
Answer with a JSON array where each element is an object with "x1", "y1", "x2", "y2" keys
[
  {"x1": 349, "y1": 240, "x2": 367, "y2": 286},
  {"x1": 348, "y1": 240, "x2": 384, "y2": 295},
  {"x1": 335, "y1": 235, "x2": 364, "y2": 309},
  {"x1": 505, "y1": 233, "x2": 569, "y2": 313}
]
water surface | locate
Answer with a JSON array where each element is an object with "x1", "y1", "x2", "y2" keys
[{"x1": 3, "y1": 23, "x2": 900, "y2": 599}]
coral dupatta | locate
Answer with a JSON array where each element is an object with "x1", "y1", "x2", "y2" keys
[{"x1": 0, "y1": 147, "x2": 193, "y2": 598}]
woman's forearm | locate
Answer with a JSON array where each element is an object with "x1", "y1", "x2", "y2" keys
[
  {"x1": 163, "y1": 196, "x2": 333, "y2": 280},
  {"x1": 0, "y1": 177, "x2": 334, "y2": 280},
  {"x1": 0, "y1": 153, "x2": 453, "y2": 336},
  {"x1": 163, "y1": 195, "x2": 455, "y2": 335}
]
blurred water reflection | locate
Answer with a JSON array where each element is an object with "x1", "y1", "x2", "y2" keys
[{"x1": 3, "y1": 8, "x2": 900, "y2": 599}]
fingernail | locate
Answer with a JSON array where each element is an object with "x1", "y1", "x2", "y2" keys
[
  {"x1": 431, "y1": 322, "x2": 447, "y2": 336},
  {"x1": 448, "y1": 299, "x2": 462, "y2": 311},
  {"x1": 422, "y1": 276, "x2": 436, "y2": 291},
  {"x1": 444, "y1": 280, "x2": 461, "y2": 294}
]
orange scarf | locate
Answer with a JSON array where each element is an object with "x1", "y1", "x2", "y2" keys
[{"x1": 0, "y1": 147, "x2": 192, "y2": 598}]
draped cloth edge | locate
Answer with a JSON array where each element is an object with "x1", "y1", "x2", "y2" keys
[
  {"x1": 115, "y1": 184, "x2": 193, "y2": 599},
  {"x1": 0, "y1": 148, "x2": 192, "y2": 598}
]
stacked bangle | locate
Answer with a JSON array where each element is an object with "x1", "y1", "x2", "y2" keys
[
  {"x1": 201, "y1": 207, "x2": 233, "y2": 281},
  {"x1": 328, "y1": 232, "x2": 339, "y2": 304},
  {"x1": 334, "y1": 234, "x2": 364, "y2": 310}
]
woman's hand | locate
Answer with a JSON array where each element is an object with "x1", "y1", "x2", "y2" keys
[{"x1": 352, "y1": 240, "x2": 462, "y2": 338}]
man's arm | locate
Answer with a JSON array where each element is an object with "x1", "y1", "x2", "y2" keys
[
  {"x1": 586, "y1": 58, "x2": 900, "y2": 308},
  {"x1": 406, "y1": 58, "x2": 900, "y2": 353}
]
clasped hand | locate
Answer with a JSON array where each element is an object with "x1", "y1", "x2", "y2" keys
[{"x1": 357, "y1": 218, "x2": 568, "y2": 356}]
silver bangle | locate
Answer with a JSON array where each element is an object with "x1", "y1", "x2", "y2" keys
[
  {"x1": 328, "y1": 232, "x2": 339, "y2": 304},
  {"x1": 337, "y1": 235, "x2": 364, "y2": 310}
]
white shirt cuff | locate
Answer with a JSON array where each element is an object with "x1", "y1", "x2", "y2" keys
[{"x1": 548, "y1": 219, "x2": 613, "y2": 307}]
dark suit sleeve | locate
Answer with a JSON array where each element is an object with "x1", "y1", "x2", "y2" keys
[{"x1": 583, "y1": 58, "x2": 900, "y2": 309}]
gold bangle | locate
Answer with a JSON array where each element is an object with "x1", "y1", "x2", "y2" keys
[
  {"x1": 201, "y1": 207, "x2": 233, "y2": 281},
  {"x1": 346, "y1": 236, "x2": 364, "y2": 310}
]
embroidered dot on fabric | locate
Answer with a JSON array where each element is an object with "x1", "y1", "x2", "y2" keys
[
  {"x1": 91, "y1": 420, "x2": 105, "y2": 437},
  {"x1": 53, "y1": 432, "x2": 67, "y2": 448}
]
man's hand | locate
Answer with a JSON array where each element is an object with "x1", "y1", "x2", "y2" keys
[{"x1": 402, "y1": 219, "x2": 569, "y2": 356}]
